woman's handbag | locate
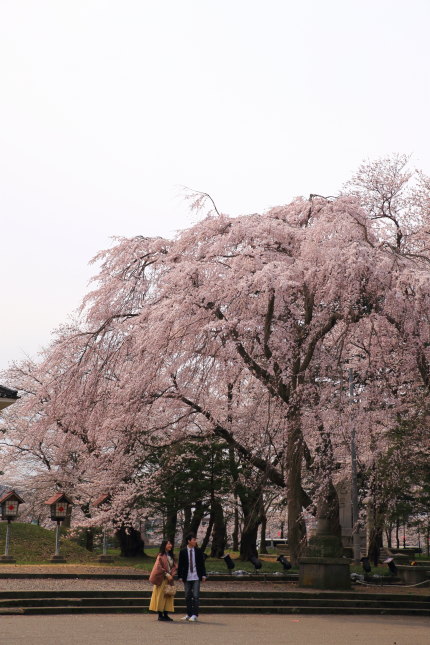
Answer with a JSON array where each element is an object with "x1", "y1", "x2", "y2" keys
[{"x1": 164, "y1": 583, "x2": 176, "y2": 596}]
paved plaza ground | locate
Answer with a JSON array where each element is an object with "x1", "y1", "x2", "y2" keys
[
  {"x1": 1, "y1": 566, "x2": 429, "y2": 644},
  {"x1": 1, "y1": 613, "x2": 430, "y2": 645}
]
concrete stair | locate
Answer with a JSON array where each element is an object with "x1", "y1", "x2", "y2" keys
[
  {"x1": 0, "y1": 572, "x2": 298, "y2": 582},
  {"x1": 0, "y1": 590, "x2": 429, "y2": 616}
]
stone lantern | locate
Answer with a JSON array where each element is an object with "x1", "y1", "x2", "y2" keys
[
  {"x1": 44, "y1": 493, "x2": 73, "y2": 563},
  {"x1": 0, "y1": 490, "x2": 24, "y2": 563}
]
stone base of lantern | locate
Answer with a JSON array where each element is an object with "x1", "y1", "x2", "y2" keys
[
  {"x1": 298, "y1": 520, "x2": 351, "y2": 590},
  {"x1": 0, "y1": 556, "x2": 16, "y2": 563},
  {"x1": 299, "y1": 557, "x2": 351, "y2": 589},
  {"x1": 98, "y1": 554, "x2": 114, "y2": 563},
  {"x1": 396, "y1": 565, "x2": 430, "y2": 586},
  {"x1": 50, "y1": 555, "x2": 67, "y2": 563}
]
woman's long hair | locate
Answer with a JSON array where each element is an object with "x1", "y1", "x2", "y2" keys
[{"x1": 159, "y1": 539, "x2": 175, "y2": 560}]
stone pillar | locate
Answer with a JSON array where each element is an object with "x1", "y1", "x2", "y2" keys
[{"x1": 298, "y1": 519, "x2": 351, "y2": 590}]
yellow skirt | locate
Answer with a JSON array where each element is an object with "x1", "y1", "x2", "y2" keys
[{"x1": 149, "y1": 578, "x2": 175, "y2": 613}]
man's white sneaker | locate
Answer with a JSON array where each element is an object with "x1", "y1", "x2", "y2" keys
[
  {"x1": 189, "y1": 615, "x2": 198, "y2": 622},
  {"x1": 181, "y1": 616, "x2": 190, "y2": 621}
]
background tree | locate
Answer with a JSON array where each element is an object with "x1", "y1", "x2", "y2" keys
[{"x1": 1, "y1": 155, "x2": 430, "y2": 564}]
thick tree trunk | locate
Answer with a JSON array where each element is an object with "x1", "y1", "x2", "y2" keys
[
  {"x1": 259, "y1": 512, "x2": 268, "y2": 554},
  {"x1": 210, "y1": 499, "x2": 227, "y2": 557},
  {"x1": 286, "y1": 416, "x2": 307, "y2": 564},
  {"x1": 385, "y1": 523, "x2": 393, "y2": 549},
  {"x1": 79, "y1": 503, "x2": 94, "y2": 551},
  {"x1": 181, "y1": 505, "x2": 192, "y2": 546},
  {"x1": 367, "y1": 498, "x2": 384, "y2": 566},
  {"x1": 189, "y1": 501, "x2": 205, "y2": 537},
  {"x1": 85, "y1": 528, "x2": 94, "y2": 552},
  {"x1": 426, "y1": 524, "x2": 430, "y2": 557},
  {"x1": 240, "y1": 522, "x2": 260, "y2": 561},
  {"x1": 228, "y1": 444, "x2": 240, "y2": 552},
  {"x1": 165, "y1": 509, "x2": 177, "y2": 545},
  {"x1": 368, "y1": 525, "x2": 383, "y2": 567},
  {"x1": 200, "y1": 515, "x2": 214, "y2": 552},
  {"x1": 116, "y1": 525, "x2": 145, "y2": 557},
  {"x1": 232, "y1": 496, "x2": 239, "y2": 551},
  {"x1": 238, "y1": 484, "x2": 263, "y2": 561}
]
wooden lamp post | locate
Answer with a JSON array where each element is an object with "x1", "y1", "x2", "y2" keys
[
  {"x1": 44, "y1": 493, "x2": 73, "y2": 563},
  {"x1": 0, "y1": 490, "x2": 24, "y2": 563}
]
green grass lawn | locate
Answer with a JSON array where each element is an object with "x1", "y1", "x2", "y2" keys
[
  {"x1": 0, "y1": 524, "x2": 293, "y2": 571},
  {"x1": 0, "y1": 522, "x2": 95, "y2": 564},
  {"x1": 134, "y1": 548, "x2": 294, "y2": 574},
  {"x1": 94, "y1": 545, "x2": 296, "y2": 573},
  {"x1": 1, "y1": 523, "x2": 411, "y2": 575}
]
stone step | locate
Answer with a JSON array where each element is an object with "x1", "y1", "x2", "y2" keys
[
  {"x1": 0, "y1": 588, "x2": 428, "y2": 617},
  {"x1": 0, "y1": 572, "x2": 298, "y2": 582},
  {"x1": 0, "y1": 590, "x2": 421, "y2": 601},
  {"x1": 1, "y1": 597, "x2": 429, "y2": 609},
  {"x1": 0, "y1": 605, "x2": 429, "y2": 616}
]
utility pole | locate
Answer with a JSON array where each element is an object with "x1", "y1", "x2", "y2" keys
[{"x1": 349, "y1": 368, "x2": 361, "y2": 563}]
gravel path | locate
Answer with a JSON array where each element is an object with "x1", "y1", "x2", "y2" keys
[
  {"x1": 0, "y1": 579, "x2": 294, "y2": 592},
  {"x1": 0, "y1": 565, "x2": 428, "y2": 594}
]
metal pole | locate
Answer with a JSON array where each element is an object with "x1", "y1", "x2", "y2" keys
[
  {"x1": 55, "y1": 521, "x2": 61, "y2": 556},
  {"x1": 349, "y1": 369, "x2": 361, "y2": 563},
  {"x1": 103, "y1": 527, "x2": 108, "y2": 556},
  {"x1": 4, "y1": 520, "x2": 11, "y2": 557}
]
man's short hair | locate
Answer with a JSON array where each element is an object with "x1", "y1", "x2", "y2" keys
[{"x1": 185, "y1": 533, "x2": 196, "y2": 544}]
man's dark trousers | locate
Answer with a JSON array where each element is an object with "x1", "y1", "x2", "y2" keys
[{"x1": 184, "y1": 580, "x2": 200, "y2": 618}]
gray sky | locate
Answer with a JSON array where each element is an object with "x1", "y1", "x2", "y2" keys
[{"x1": 1, "y1": 0, "x2": 430, "y2": 371}]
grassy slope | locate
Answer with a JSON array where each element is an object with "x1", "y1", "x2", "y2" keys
[
  {"x1": 0, "y1": 522, "x2": 95, "y2": 564},
  {"x1": 5, "y1": 525, "x2": 401, "y2": 574},
  {"x1": 0, "y1": 524, "x2": 291, "y2": 571}
]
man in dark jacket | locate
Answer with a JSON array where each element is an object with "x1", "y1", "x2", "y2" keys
[{"x1": 177, "y1": 533, "x2": 207, "y2": 621}]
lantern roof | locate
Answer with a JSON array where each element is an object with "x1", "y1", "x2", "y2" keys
[
  {"x1": 0, "y1": 490, "x2": 25, "y2": 505},
  {"x1": 93, "y1": 493, "x2": 111, "y2": 507},
  {"x1": 44, "y1": 493, "x2": 73, "y2": 506}
]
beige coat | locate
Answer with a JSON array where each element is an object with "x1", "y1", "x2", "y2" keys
[{"x1": 149, "y1": 553, "x2": 178, "y2": 586}]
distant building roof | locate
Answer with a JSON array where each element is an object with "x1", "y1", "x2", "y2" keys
[
  {"x1": 93, "y1": 493, "x2": 111, "y2": 507},
  {"x1": 0, "y1": 385, "x2": 19, "y2": 411},
  {"x1": 0, "y1": 385, "x2": 18, "y2": 399}
]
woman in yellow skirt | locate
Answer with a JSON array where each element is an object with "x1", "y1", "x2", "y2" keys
[{"x1": 149, "y1": 540, "x2": 178, "y2": 621}]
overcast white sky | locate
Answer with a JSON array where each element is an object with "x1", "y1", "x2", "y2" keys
[{"x1": 1, "y1": 0, "x2": 430, "y2": 372}]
